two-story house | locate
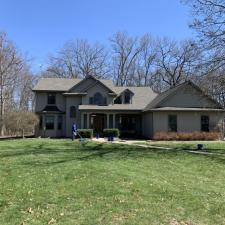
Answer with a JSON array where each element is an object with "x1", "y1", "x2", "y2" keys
[{"x1": 33, "y1": 75, "x2": 224, "y2": 138}]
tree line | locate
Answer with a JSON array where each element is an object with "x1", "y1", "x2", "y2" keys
[{"x1": 0, "y1": 0, "x2": 224, "y2": 136}]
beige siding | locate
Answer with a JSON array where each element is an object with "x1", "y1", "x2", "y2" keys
[
  {"x1": 153, "y1": 111, "x2": 224, "y2": 134},
  {"x1": 35, "y1": 92, "x2": 66, "y2": 112},
  {"x1": 35, "y1": 92, "x2": 66, "y2": 137},
  {"x1": 65, "y1": 96, "x2": 82, "y2": 137},
  {"x1": 159, "y1": 85, "x2": 218, "y2": 108},
  {"x1": 82, "y1": 82, "x2": 113, "y2": 105},
  {"x1": 36, "y1": 114, "x2": 66, "y2": 138},
  {"x1": 70, "y1": 77, "x2": 96, "y2": 92}
]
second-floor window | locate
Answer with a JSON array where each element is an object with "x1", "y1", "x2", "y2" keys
[
  {"x1": 48, "y1": 93, "x2": 56, "y2": 105},
  {"x1": 90, "y1": 92, "x2": 106, "y2": 105}
]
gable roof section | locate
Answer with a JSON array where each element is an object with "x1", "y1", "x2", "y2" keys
[
  {"x1": 144, "y1": 81, "x2": 223, "y2": 111},
  {"x1": 32, "y1": 76, "x2": 157, "y2": 110},
  {"x1": 113, "y1": 86, "x2": 157, "y2": 110},
  {"x1": 78, "y1": 86, "x2": 157, "y2": 110},
  {"x1": 68, "y1": 75, "x2": 116, "y2": 93},
  {"x1": 32, "y1": 78, "x2": 81, "y2": 92},
  {"x1": 116, "y1": 88, "x2": 134, "y2": 96}
]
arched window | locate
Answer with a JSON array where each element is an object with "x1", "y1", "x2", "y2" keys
[
  {"x1": 93, "y1": 92, "x2": 105, "y2": 105},
  {"x1": 70, "y1": 106, "x2": 76, "y2": 118}
]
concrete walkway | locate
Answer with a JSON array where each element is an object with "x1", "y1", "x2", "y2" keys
[
  {"x1": 92, "y1": 138, "x2": 225, "y2": 156},
  {"x1": 93, "y1": 138, "x2": 173, "y2": 150}
]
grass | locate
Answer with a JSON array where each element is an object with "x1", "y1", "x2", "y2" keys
[
  {"x1": 145, "y1": 140, "x2": 225, "y2": 153},
  {"x1": 0, "y1": 139, "x2": 225, "y2": 225}
]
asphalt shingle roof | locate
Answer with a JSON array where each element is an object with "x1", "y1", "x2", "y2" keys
[
  {"x1": 33, "y1": 77, "x2": 223, "y2": 112},
  {"x1": 32, "y1": 78, "x2": 81, "y2": 91},
  {"x1": 33, "y1": 77, "x2": 157, "y2": 110}
]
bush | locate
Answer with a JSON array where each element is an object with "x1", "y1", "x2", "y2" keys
[
  {"x1": 153, "y1": 131, "x2": 220, "y2": 141},
  {"x1": 77, "y1": 129, "x2": 93, "y2": 138},
  {"x1": 5, "y1": 111, "x2": 39, "y2": 137},
  {"x1": 103, "y1": 129, "x2": 120, "y2": 137}
]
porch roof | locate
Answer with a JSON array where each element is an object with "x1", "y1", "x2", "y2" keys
[
  {"x1": 78, "y1": 105, "x2": 143, "y2": 111},
  {"x1": 147, "y1": 107, "x2": 225, "y2": 112},
  {"x1": 36, "y1": 105, "x2": 65, "y2": 114}
]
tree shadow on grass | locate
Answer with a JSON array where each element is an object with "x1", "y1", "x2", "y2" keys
[
  {"x1": 22, "y1": 145, "x2": 224, "y2": 168},
  {"x1": 2, "y1": 140, "x2": 225, "y2": 167},
  {"x1": 172, "y1": 145, "x2": 225, "y2": 154},
  {"x1": 17, "y1": 142, "x2": 184, "y2": 167}
]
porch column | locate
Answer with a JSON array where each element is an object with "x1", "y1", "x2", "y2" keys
[
  {"x1": 113, "y1": 113, "x2": 116, "y2": 128},
  {"x1": 87, "y1": 113, "x2": 90, "y2": 129},
  {"x1": 81, "y1": 112, "x2": 84, "y2": 129},
  {"x1": 106, "y1": 113, "x2": 109, "y2": 128}
]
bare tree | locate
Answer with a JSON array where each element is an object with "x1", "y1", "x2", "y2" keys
[
  {"x1": 18, "y1": 69, "x2": 35, "y2": 111},
  {"x1": 110, "y1": 32, "x2": 144, "y2": 86},
  {"x1": 194, "y1": 68, "x2": 225, "y2": 107},
  {"x1": 184, "y1": 0, "x2": 225, "y2": 71},
  {"x1": 155, "y1": 38, "x2": 201, "y2": 88},
  {"x1": 5, "y1": 111, "x2": 39, "y2": 137},
  {"x1": 0, "y1": 32, "x2": 25, "y2": 136},
  {"x1": 46, "y1": 40, "x2": 109, "y2": 78},
  {"x1": 135, "y1": 34, "x2": 157, "y2": 86}
]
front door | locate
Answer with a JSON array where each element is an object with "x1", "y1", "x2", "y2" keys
[{"x1": 92, "y1": 114, "x2": 105, "y2": 134}]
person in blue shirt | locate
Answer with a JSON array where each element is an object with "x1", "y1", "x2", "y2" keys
[{"x1": 72, "y1": 122, "x2": 77, "y2": 141}]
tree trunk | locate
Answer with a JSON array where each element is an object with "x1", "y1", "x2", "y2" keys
[{"x1": 0, "y1": 84, "x2": 4, "y2": 136}]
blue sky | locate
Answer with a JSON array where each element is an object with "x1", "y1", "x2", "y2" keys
[{"x1": 0, "y1": 0, "x2": 193, "y2": 72}]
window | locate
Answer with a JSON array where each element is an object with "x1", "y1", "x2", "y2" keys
[
  {"x1": 39, "y1": 115, "x2": 43, "y2": 129},
  {"x1": 45, "y1": 116, "x2": 55, "y2": 130},
  {"x1": 168, "y1": 115, "x2": 177, "y2": 132},
  {"x1": 124, "y1": 92, "x2": 131, "y2": 104},
  {"x1": 58, "y1": 115, "x2": 62, "y2": 130},
  {"x1": 114, "y1": 96, "x2": 122, "y2": 104},
  {"x1": 70, "y1": 106, "x2": 76, "y2": 118},
  {"x1": 47, "y1": 93, "x2": 56, "y2": 105},
  {"x1": 201, "y1": 115, "x2": 209, "y2": 132},
  {"x1": 92, "y1": 92, "x2": 106, "y2": 105}
]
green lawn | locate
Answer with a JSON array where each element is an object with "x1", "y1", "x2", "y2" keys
[
  {"x1": 0, "y1": 139, "x2": 225, "y2": 225},
  {"x1": 145, "y1": 140, "x2": 225, "y2": 152}
]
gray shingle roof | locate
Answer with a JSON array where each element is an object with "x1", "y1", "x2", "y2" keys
[
  {"x1": 33, "y1": 77, "x2": 158, "y2": 110},
  {"x1": 114, "y1": 86, "x2": 157, "y2": 109},
  {"x1": 148, "y1": 107, "x2": 225, "y2": 112},
  {"x1": 32, "y1": 78, "x2": 81, "y2": 91},
  {"x1": 79, "y1": 105, "x2": 143, "y2": 111},
  {"x1": 78, "y1": 86, "x2": 157, "y2": 110},
  {"x1": 33, "y1": 77, "x2": 223, "y2": 112}
]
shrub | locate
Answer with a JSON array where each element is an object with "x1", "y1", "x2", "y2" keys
[
  {"x1": 153, "y1": 131, "x2": 220, "y2": 141},
  {"x1": 5, "y1": 111, "x2": 39, "y2": 137},
  {"x1": 77, "y1": 129, "x2": 93, "y2": 138},
  {"x1": 103, "y1": 129, "x2": 120, "y2": 137}
]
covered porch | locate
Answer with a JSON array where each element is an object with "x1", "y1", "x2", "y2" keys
[{"x1": 80, "y1": 111, "x2": 142, "y2": 137}]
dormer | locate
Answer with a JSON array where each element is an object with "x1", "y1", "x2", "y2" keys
[{"x1": 114, "y1": 89, "x2": 134, "y2": 104}]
